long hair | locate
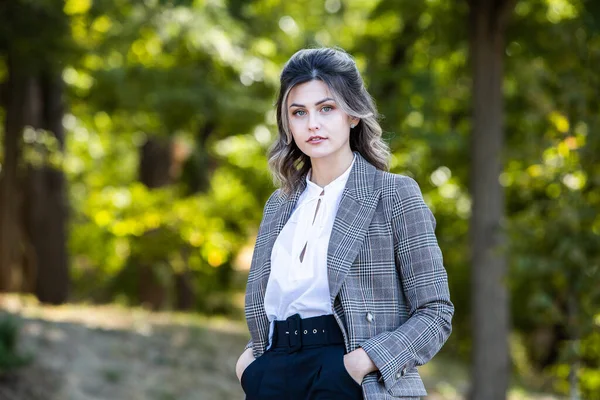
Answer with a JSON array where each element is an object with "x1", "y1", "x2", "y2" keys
[{"x1": 268, "y1": 47, "x2": 390, "y2": 196}]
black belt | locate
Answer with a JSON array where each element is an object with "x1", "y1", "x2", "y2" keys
[{"x1": 271, "y1": 314, "x2": 344, "y2": 353}]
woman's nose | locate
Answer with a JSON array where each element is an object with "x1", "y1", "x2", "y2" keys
[{"x1": 308, "y1": 113, "x2": 320, "y2": 131}]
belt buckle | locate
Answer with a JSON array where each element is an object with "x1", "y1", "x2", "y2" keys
[{"x1": 287, "y1": 314, "x2": 302, "y2": 353}]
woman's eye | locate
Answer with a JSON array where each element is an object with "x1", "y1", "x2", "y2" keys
[
  {"x1": 321, "y1": 106, "x2": 333, "y2": 112},
  {"x1": 293, "y1": 110, "x2": 306, "y2": 116}
]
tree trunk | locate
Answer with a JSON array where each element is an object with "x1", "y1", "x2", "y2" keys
[
  {"x1": 174, "y1": 269, "x2": 195, "y2": 310},
  {"x1": 468, "y1": 0, "x2": 514, "y2": 399},
  {"x1": 171, "y1": 245, "x2": 192, "y2": 310},
  {"x1": 23, "y1": 74, "x2": 69, "y2": 304},
  {"x1": 0, "y1": 58, "x2": 26, "y2": 292},
  {"x1": 0, "y1": 0, "x2": 70, "y2": 300},
  {"x1": 137, "y1": 137, "x2": 178, "y2": 310},
  {"x1": 140, "y1": 138, "x2": 174, "y2": 189}
]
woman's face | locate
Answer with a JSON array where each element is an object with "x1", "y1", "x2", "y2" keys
[{"x1": 286, "y1": 80, "x2": 357, "y2": 162}]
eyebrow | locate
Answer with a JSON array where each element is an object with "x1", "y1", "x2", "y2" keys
[{"x1": 288, "y1": 97, "x2": 335, "y2": 108}]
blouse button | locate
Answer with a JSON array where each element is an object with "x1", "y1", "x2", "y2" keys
[{"x1": 366, "y1": 312, "x2": 374, "y2": 323}]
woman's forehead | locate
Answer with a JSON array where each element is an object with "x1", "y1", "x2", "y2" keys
[{"x1": 287, "y1": 80, "x2": 333, "y2": 105}]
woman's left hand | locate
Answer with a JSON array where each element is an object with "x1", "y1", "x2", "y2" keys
[{"x1": 343, "y1": 348, "x2": 378, "y2": 385}]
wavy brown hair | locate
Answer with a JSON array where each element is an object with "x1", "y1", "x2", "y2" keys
[{"x1": 268, "y1": 47, "x2": 390, "y2": 196}]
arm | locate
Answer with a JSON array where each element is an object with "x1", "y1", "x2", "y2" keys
[
  {"x1": 359, "y1": 176, "x2": 454, "y2": 390},
  {"x1": 239, "y1": 188, "x2": 281, "y2": 373}
]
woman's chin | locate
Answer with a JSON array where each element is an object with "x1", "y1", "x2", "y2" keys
[{"x1": 299, "y1": 144, "x2": 337, "y2": 158}]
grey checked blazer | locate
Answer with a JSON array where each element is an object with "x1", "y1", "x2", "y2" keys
[{"x1": 244, "y1": 152, "x2": 454, "y2": 399}]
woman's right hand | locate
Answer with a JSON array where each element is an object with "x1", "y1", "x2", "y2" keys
[{"x1": 235, "y1": 347, "x2": 256, "y2": 382}]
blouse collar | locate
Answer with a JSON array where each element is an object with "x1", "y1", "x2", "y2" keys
[{"x1": 305, "y1": 154, "x2": 356, "y2": 197}]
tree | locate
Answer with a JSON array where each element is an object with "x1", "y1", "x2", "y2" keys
[
  {"x1": 0, "y1": 0, "x2": 71, "y2": 303},
  {"x1": 22, "y1": 73, "x2": 70, "y2": 304},
  {"x1": 0, "y1": 53, "x2": 27, "y2": 292},
  {"x1": 467, "y1": 0, "x2": 516, "y2": 398}
]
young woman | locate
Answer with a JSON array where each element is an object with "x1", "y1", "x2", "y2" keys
[{"x1": 235, "y1": 47, "x2": 454, "y2": 400}]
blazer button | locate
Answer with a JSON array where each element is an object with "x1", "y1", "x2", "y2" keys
[
  {"x1": 396, "y1": 365, "x2": 408, "y2": 380},
  {"x1": 366, "y1": 312, "x2": 374, "y2": 323}
]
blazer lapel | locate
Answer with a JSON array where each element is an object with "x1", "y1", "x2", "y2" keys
[
  {"x1": 254, "y1": 179, "x2": 306, "y2": 303},
  {"x1": 261, "y1": 182, "x2": 305, "y2": 282},
  {"x1": 327, "y1": 152, "x2": 381, "y2": 303}
]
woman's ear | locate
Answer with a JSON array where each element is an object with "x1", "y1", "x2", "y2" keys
[{"x1": 350, "y1": 118, "x2": 360, "y2": 128}]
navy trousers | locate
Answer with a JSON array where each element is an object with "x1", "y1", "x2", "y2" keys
[{"x1": 241, "y1": 343, "x2": 364, "y2": 400}]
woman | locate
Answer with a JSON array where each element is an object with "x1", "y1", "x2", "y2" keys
[{"x1": 235, "y1": 47, "x2": 454, "y2": 400}]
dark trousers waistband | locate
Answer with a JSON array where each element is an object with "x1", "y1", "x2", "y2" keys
[{"x1": 271, "y1": 314, "x2": 344, "y2": 353}]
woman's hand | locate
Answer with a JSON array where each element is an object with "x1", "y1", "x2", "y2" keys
[
  {"x1": 343, "y1": 348, "x2": 377, "y2": 385},
  {"x1": 235, "y1": 347, "x2": 256, "y2": 382}
]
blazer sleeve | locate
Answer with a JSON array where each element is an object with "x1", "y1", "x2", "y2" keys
[
  {"x1": 360, "y1": 175, "x2": 454, "y2": 391},
  {"x1": 243, "y1": 188, "x2": 281, "y2": 353}
]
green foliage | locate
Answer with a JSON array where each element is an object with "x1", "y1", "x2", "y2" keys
[
  {"x1": 503, "y1": 1, "x2": 600, "y2": 395},
  {"x1": 67, "y1": 129, "x2": 273, "y2": 310},
  {"x1": 578, "y1": 331, "x2": 600, "y2": 399},
  {"x1": 0, "y1": 315, "x2": 32, "y2": 374}
]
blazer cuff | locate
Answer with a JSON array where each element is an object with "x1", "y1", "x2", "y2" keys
[
  {"x1": 360, "y1": 332, "x2": 415, "y2": 392},
  {"x1": 244, "y1": 340, "x2": 253, "y2": 351}
]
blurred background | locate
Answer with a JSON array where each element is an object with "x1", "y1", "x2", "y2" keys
[{"x1": 0, "y1": 0, "x2": 598, "y2": 399}]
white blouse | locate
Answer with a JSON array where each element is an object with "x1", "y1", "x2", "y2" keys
[{"x1": 264, "y1": 155, "x2": 356, "y2": 342}]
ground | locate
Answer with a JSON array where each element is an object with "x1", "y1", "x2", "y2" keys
[{"x1": 0, "y1": 295, "x2": 562, "y2": 400}]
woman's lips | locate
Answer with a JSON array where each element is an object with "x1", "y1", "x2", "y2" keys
[{"x1": 307, "y1": 136, "x2": 326, "y2": 144}]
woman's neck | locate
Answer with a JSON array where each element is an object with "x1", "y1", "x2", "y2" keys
[{"x1": 309, "y1": 149, "x2": 354, "y2": 188}]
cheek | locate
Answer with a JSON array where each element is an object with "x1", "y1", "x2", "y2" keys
[
  {"x1": 326, "y1": 112, "x2": 345, "y2": 126},
  {"x1": 288, "y1": 118, "x2": 303, "y2": 135}
]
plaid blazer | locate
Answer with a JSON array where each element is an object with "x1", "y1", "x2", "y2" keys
[{"x1": 244, "y1": 152, "x2": 454, "y2": 399}]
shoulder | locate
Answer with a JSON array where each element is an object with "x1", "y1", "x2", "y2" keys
[
  {"x1": 378, "y1": 171, "x2": 435, "y2": 229},
  {"x1": 256, "y1": 189, "x2": 283, "y2": 229},
  {"x1": 379, "y1": 171, "x2": 424, "y2": 200},
  {"x1": 264, "y1": 188, "x2": 283, "y2": 211}
]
